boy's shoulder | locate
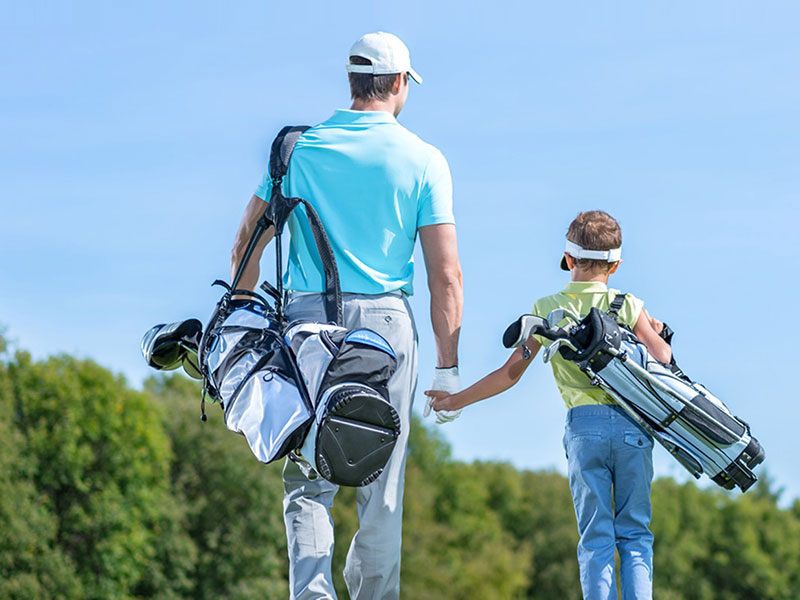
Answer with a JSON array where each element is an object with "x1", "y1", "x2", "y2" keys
[{"x1": 532, "y1": 286, "x2": 645, "y2": 330}]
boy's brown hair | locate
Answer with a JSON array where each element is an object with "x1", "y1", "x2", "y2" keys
[{"x1": 566, "y1": 210, "x2": 622, "y2": 272}]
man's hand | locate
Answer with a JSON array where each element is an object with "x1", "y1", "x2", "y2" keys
[{"x1": 423, "y1": 366, "x2": 462, "y2": 424}]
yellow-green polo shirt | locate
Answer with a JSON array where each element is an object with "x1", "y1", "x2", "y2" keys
[{"x1": 532, "y1": 281, "x2": 644, "y2": 409}]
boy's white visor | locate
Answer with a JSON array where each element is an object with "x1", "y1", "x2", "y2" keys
[{"x1": 560, "y1": 241, "x2": 622, "y2": 270}]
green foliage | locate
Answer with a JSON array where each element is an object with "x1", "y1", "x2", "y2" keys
[
  {"x1": 397, "y1": 427, "x2": 532, "y2": 600},
  {"x1": 4, "y1": 352, "x2": 194, "y2": 600},
  {"x1": 144, "y1": 375, "x2": 289, "y2": 599},
  {"x1": 0, "y1": 360, "x2": 82, "y2": 600},
  {"x1": 1, "y1": 346, "x2": 799, "y2": 599}
]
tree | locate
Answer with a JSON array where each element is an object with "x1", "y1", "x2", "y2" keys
[
  {"x1": 0, "y1": 357, "x2": 82, "y2": 599},
  {"x1": 6, "y1": 352, "x2": 195, "y2": 600},
  {"x1": 145, "y1": 375, "x2": 290, "y2": 599}
]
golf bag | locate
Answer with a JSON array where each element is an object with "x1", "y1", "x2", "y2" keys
[
  {"x1": 143, "y1": 125, "x2": 401, "y2": 486},
  {"x1": 503, "y1": 297, "x2": 765, "y2": 492}
]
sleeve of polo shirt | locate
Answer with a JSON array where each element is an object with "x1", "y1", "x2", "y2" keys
[
  {"x1": 417, "y1": 149, "x2": 455, "y2": 228},
  {"x1": 619, "y1": 293, "x2": 645, "y2": 330},
  {"x1": 253, "y1": 171, "x2": 273, "y2": 202}
]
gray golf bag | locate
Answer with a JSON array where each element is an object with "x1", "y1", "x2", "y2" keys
[
  {"x1": 142, "y1": 125, "x2": 401, "y2": 486},
  {"x1": 503, "y1": 299, "x2": 765, "y2": 492}
]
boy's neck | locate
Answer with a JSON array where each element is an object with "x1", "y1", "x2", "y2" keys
[{"x1": 570, "y1": 269, "x2": 611, "y2": 284}]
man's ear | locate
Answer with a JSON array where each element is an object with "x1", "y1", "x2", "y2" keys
[
  {"x1": 608, "y1": 260, "x2": 622, "y2": 274},
  {"x1": 564, "y1": 253, "x2": 575, "y2": 270},
  {"x1": 391, "y1": 73, "x2": 405, "y2": 94}
]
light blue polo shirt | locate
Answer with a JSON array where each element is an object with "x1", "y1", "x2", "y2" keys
[{"x1": 254, "y1": 109, "x2": 454, "y2": 296}]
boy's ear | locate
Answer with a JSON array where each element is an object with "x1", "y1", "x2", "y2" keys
[{"x1": 608, "y1": 260, "x2": 622, "y2": 274}]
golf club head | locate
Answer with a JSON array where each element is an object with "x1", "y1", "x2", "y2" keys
[
  {"x1": 503, "y1": 315, "x2": 549, "y2": 349},
  {"x1": 546, "y1": 308, "x2": 581, "y2": 327},
  {"x1": 181, "y1": 351, "x2": 203, "y2": 380},
  {"x1": 141, "y1": 319, "x2": 203, "y2": 372},
  {"x1": 543, "y1": 338, "x2": 579, "y2": 364}
]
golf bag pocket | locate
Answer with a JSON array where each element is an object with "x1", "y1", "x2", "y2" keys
[
  {"x1": 287, "y1": 324, "x2": 401, "y2": 486},
  {"x1": 202, "y1": 300, "x2": 313, "y2": 464}
]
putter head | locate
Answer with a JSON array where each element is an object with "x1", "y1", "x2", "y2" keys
[
  {"x1": 503, "y1": 315, "x2": 549, "y2": 348},
  {"x1": 543, "y1": 338, "x2": 579, "y2": 364},
  {"x1": 546, "y1": 308, "x2": 581, "y2": 328}
]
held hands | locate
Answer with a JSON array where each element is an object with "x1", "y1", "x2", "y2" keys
[
  {"x1": 424, "y1": 390, "x2": 463, "y2": 412},
  {"x1": 423, "y1": 366, "x2": 462, "y2": 425}
]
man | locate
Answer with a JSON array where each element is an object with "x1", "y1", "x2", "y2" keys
[{"x1": 229, "y1": 32, "x2": 464, "y2": 600}]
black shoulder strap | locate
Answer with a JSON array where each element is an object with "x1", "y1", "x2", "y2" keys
[
  {"x1": 608, "y1": 293, "x2": 626, "y2": 318},
  {"x1": 270, "y1": 125, "x2": 308, "y2": 180},
  {"x1": 267, "y1": 125, "x2": 343, "y2": 326}
]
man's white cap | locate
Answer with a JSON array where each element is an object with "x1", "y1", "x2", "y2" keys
[{"x1": 346, "y1": 32, "x2": 423, "y2": 84}]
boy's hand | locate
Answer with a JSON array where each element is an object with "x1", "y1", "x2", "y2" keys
[
  {"x1": 423, "y1": 366, "x2": 462, "y2": 424},
  {"x1": 424, "y1": 389, "x2": 464, "y2": 413},
  {"x1": 644, "y1": 309, "x2": 664, "y2": 335}
]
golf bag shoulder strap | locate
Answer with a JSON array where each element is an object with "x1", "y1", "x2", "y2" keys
[
  {"x1": 268, "y1": 125, "x2": 344, "y2": 326},
  {"x1": 608, "y1": 292, "x2": 627, "y2": 318},
  {"x1": 269, "y1": 125, "x2": 309, "y2": 180}
]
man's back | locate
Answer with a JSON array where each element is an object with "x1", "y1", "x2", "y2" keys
[{"x1": 254, "y1": 109, "x2": 453, "y2": 296}]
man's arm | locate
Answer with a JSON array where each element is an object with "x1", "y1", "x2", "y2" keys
[
  {"x1": 419, "y1": 224, "x2": 463, "y2": 368},
  {"x1": 230, "y1": 195, "x2": 275, "y2": 292}
]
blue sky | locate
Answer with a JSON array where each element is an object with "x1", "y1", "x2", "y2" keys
[{"x1": 2, "y1": 1, "x2": 798, "y2": 503}]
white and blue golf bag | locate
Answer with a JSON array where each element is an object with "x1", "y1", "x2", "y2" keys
[
  {"x1": 142, "y1": 126, "x2": 401, "y2": 487},
  {"x1": 503, "y1": 298, "x2": 765, "y2": 492}
]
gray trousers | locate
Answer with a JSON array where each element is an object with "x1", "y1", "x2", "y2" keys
[{"x1": 283, "y1": 292, "x2": 419, "y2": 600}]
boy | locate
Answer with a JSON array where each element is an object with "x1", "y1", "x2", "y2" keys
[{"x1": 425, "y1": 210, "x2": 671, "y2": 600}]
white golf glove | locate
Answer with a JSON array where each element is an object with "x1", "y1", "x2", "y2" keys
[{"x1": 423, "y1": 366, "x2": 462, "y2": 425}]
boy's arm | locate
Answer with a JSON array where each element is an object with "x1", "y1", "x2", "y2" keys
[
  {"x1": 425, "y1": 337, "x2": 542, "y2": 411},
  {"x1": 633, "y1": 308, "x2": 672, "y2": 363}
]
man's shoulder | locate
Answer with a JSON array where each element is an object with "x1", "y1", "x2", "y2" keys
[{"x1": 388, "y1": 122, "x2": 444, "y2": 159}]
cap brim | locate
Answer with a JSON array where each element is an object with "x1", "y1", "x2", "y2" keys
[
  {"x1": 560, "y1": 254, "x2": 569, "y2": 271},
  {"x1": 408, "y1": 67, "x2": 423, "y2": 84}
]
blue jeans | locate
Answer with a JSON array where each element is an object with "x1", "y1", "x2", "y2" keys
[{"x1": 564, "y1": 405, "x2": 654, "y2": 600}]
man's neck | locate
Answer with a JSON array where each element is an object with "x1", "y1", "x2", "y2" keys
[{"x1": 350, "y1": 98, "x2": 398, "y2": 116}]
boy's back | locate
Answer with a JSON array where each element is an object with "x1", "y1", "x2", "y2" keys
[{"x1": 532, "y1": 281, "x2": 643, "y2": 409}]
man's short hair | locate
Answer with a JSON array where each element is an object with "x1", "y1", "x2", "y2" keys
[
  {"x1": 348, "y1": 56, "x2": 403, "y2": 101},
  {"x1": 566, "y1": 210, "x2": 622, "y2": 272}
]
